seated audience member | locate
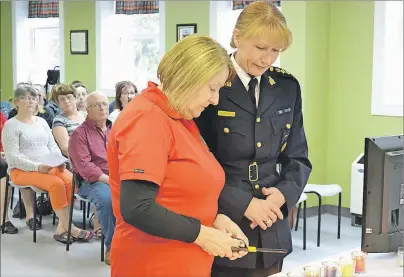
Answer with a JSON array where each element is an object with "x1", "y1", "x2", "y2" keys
[
  {"x1": 44, "y1": 85, "x2": 62, "y2": 123},
  {"x1": 71, "y1": 81, "x2": 88, "y2": 115},
  {"x1": 108, "y1": 81, "x2": 138, "y2": 123},
  {"x1": 33, "y1": 84, "x2": 48, "y2": 107},
  {"x1": 53, "y1": 83, "x2": 102, "y2": 238},
  {"x1": 109, "y1": 101, "x2": 115, "y2": 114},
  {"x1": 1, "y1": 83, "x2": 93, "y2": 243},
  {"x1": 69, "y1": 92, "x2": 115, "y2": 265},
  {"x1": 0, "y1": 111, "x2": 18, "y2": 234},
  {"x1": 52, "y1": 84, "x2": 85, "y2": 157},
  {"x1": 8, "y1": 82, "x2": 53, "y2": 127}
]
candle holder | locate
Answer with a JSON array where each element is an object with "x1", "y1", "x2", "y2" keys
[
  {"x1": 338, "y1": 256, "x2": 355, "y2": 277},
  {"x1": 303, "y1": 265, "x2": 321, "y2": 277},
  {"x1": 321, "y1": 261, "x2": 341, "y2": 277},
  {"x1": 397, "y1": 247, "x2": 403, "y2": 267},
  {"x1": 351, "y1": 251, "x2": 367, "y2": 274}
]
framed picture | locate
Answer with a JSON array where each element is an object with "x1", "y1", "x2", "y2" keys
[
  {"x1": 70, "y1": 30, "x2": 88, "y2": 55},
  {"x1": 176, "y1": 24, "x2": 197, "y2": 42}
]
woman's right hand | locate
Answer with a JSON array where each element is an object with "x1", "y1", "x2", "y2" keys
[
  {"x1": 38, "y1": 164, "x2": 53, "y2": 174},
  {"x1": 194, "y1": 225, "x2": 244, "y2": 258}
]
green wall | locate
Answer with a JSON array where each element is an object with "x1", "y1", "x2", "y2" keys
[
  {"x1": 325, "y1": 1, "x2": 403, "y2": 207},
  {"x1": 165, "y1": 1, "x2": 210, "y2": 50},
  {"x1": 64, "y1": 1, "x2": 96, "y2": 91},
  {"x1": 0, "y1": 1, "x2": 13, "y2": 102},
  {"x1": 1, "y1": 1, "x2": 402, "y2": 209}
]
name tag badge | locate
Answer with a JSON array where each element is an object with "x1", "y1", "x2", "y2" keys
[
  {"x1": 276, "y1": 108, "x2": 291, "y2": 115},
  {"x1": 218, "y1": 110, "x2": 236, "y2": 117}
]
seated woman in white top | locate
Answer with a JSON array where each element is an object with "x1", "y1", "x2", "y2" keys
[
  {"x1": 108, "y1": 81, "x2": 138, "y2": 123},
  {"x1": 1, "y1": 83, "x2": 93, "y2": 244}
]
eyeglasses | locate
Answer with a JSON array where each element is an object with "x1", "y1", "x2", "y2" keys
[
  {"x1": 87, "y1": 102, "x2": 109, "y2": 109},
  {"x1": 58, "y1": 94, "x2": 75, "y2": 103},
  {"x1": 122, "y1": 91, "x2": 137, "y2": 96},
  {"x1": 19, "y1": 96, "x2": 38, "y2": 102}
]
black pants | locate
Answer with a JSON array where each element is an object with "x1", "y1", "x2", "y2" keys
[
  {"x1": 211, "y1": 260, "x2": 283, "y2": 277},
  {"x1": 0, "y1": 158, "x2": 7, "y2": 179}
]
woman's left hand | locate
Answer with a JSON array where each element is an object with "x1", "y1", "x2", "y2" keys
[
  {"x1": 213, "y1": 214, "x2": 249, "y2": 260},
  {"x1": 58, "y1": 163, "x2": 66, "y2": 172}
]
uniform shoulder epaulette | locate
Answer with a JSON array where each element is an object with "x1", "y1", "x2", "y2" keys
[{"x1": 268, "y1": 66, "x2": 294, "y2": 78}]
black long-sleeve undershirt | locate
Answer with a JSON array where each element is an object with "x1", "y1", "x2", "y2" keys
[{"x1": 120, "y1": 179, "x2": 201, "y2": 243}]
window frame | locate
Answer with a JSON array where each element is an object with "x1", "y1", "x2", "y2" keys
[
  {"x1": 11, "y1": 1, "x2": 65, "y2": 88},
  {"x1": 371, "y1": 1, "x2": 403, "y2": 117},
  {"x1": 95, "y1": 1, "x2": 166, "y2": 97}
]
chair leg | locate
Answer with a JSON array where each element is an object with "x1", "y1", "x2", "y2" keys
[
  {"x1": 82, "y1": 201, "x2": 87, "y2": 230},
  {"x1": 39, "y1": 193, "x2": 44, "y2": 226},
  {"x1": 66, "y1": 176, "x2": 77, "y2": 251},
  {"x1": 338, "y1": 192, "x2": 342, "y2": 239},
  {"x1": 10, "y1": 186, "x2": 15, "y2": 210},
  {"x1": 2, "y1": 176, "x2": 10, "y2": 233},
  {"x1": 303, "y1": 200, "x2": 307, "y2": 250},
  {"x1": 101, "y1": 232, "x2": 105, "y2": 262},
  {"x1": 52, "y1": 211, "x2": 56, "y2": 225},
  {"x1": 295, "y1": 203, "x2": 301, "y2": 231},
  {"x1": 33, "y1": 192, "x2": 37, "y2": 243},
  {"x1": 87, "y1": 202, "x2": 90, "y2": 218},
  {"x1": 316, "y1": 193, "x2": 322, "y2": 247},
  {"x1": 18, "y1": 190, "x2": 22, "y2": 219}
]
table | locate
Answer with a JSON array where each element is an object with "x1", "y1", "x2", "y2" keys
[{"x1": 273, "y1": 248, "x2": 403, "y2": 276}]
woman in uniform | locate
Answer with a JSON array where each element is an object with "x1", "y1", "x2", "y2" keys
[
  {"x1": 195, "y1": 2, "x2": 312, "y2": 277},
  {"x1": 107, "y1": 35, "x2": 249, "y2": 277}
]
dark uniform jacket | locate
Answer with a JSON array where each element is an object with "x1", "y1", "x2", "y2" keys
[{"x1": 195, "y1": 66, "x2": 312, "y2": 269}]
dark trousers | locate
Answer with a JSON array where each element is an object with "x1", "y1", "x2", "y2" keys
[{"x1": 211, "y1": 260, "x2": 283, "y2": 277}]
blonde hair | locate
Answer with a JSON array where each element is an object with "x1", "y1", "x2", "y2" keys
[
  {"x1": 157, "y1": 35, "x2": 235, "y2": 116},
  {"x1": 230, "y1": 1, "x2": 292, "y2": 51}
]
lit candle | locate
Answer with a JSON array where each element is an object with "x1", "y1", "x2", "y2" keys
[
  {"x1": 303, "y1": 265, "x2": 321, "y2": 277},
  {"x1": 321, "y1": 261, "x2": 340, "y2": 277},
  {"x1": 398, "y1": 247, "x2": 403, "y2": 267},
  {"x1": 338, "y1": 257, "x2": 355, "y2": 277},
  {"x1": 351, "y1": 251, "x2": 367, "y2": 274}
]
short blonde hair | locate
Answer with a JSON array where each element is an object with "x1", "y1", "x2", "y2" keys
[
  {"x1": 157, "y1": 35, "x2": 235, "y2": 115},
  {"x1": 231, "y1": 2, "x2": 292, "y2": 51}
]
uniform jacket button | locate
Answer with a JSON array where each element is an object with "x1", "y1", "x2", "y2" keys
[{"x1": 257, "y1": 142, "x2": 262, "y2": 148}]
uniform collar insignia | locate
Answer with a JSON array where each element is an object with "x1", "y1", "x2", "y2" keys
[{"x1": 268, "y1": 76, "x2": 276, "y2": 86}]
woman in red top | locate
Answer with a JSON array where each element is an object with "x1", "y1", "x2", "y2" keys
[
  {"x1": 0, "y1": 111, "x2": 18, "y2": 234},
  {"x1": 107, "y1": 35, "x2": 249, "y2": 277}
]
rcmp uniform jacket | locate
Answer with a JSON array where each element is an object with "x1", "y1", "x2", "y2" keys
[{"x1": 195, "y1": 66, "x2": 312, "y2": 269}]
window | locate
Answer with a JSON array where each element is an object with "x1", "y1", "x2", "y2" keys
[
  {"x1": 209, "y1": 1, "x2": 280, "y2": 67},
  {"x1": 371, "y1": 1, "x2": 403, "y2": 117},
  {"x1": 96, "y1": 1, "x2": 165, "y2": 96},
  {"x1": 12, "y1": 1, "x2": 64, "y2": 87}
]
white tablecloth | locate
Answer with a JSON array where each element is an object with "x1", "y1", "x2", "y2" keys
[{"x1": 273, "y1": 248, "x2": 403, "y2": 276}]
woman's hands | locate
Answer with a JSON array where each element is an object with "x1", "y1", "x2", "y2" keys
[
  {"x1": 194, "y1": 223, "x2": 246, "y2": 260},
  {"x1": 213, "y1": 214, "x2": 249, "y2": 260},
  {"x1": 38, "y1": 164, "x2": 53, "y2": 173}
]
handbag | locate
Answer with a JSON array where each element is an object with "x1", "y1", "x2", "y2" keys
[{"x1": 44, "y1": 66, "x2": 60, "y2": 95}]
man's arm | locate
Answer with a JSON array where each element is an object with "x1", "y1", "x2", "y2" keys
[{"x1": 69, "y1": 130, "x2": 105, "y2": 183}]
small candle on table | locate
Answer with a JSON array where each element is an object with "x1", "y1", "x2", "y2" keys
[
  {"x1": 338, "y1": 257, "x2": 355, "y2": 277},
  {"x1": 303, "y1": 265, "x2": 321, "y2": 277},
  {"x1": 321, "y1": 261, "x2": 339, "y2": 277},
  {"x1": 351, "y1": 251, "x2": 367, "y2": 274}
]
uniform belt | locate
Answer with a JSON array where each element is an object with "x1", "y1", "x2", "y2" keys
[{"x1": 223, "y1": 162, "x2": 278, "y2": 183}]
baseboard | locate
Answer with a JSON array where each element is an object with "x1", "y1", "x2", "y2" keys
[{"x1": 296, "y1": 205, "x2": 351, "y2": 218}]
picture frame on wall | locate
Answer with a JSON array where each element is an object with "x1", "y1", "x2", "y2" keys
[
  {"x1": 70, "y1": 30, "x2": 88, "y2": 55},
  {"x1": 176, "y1": 24, "x2": 197, "y2": 42}
]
